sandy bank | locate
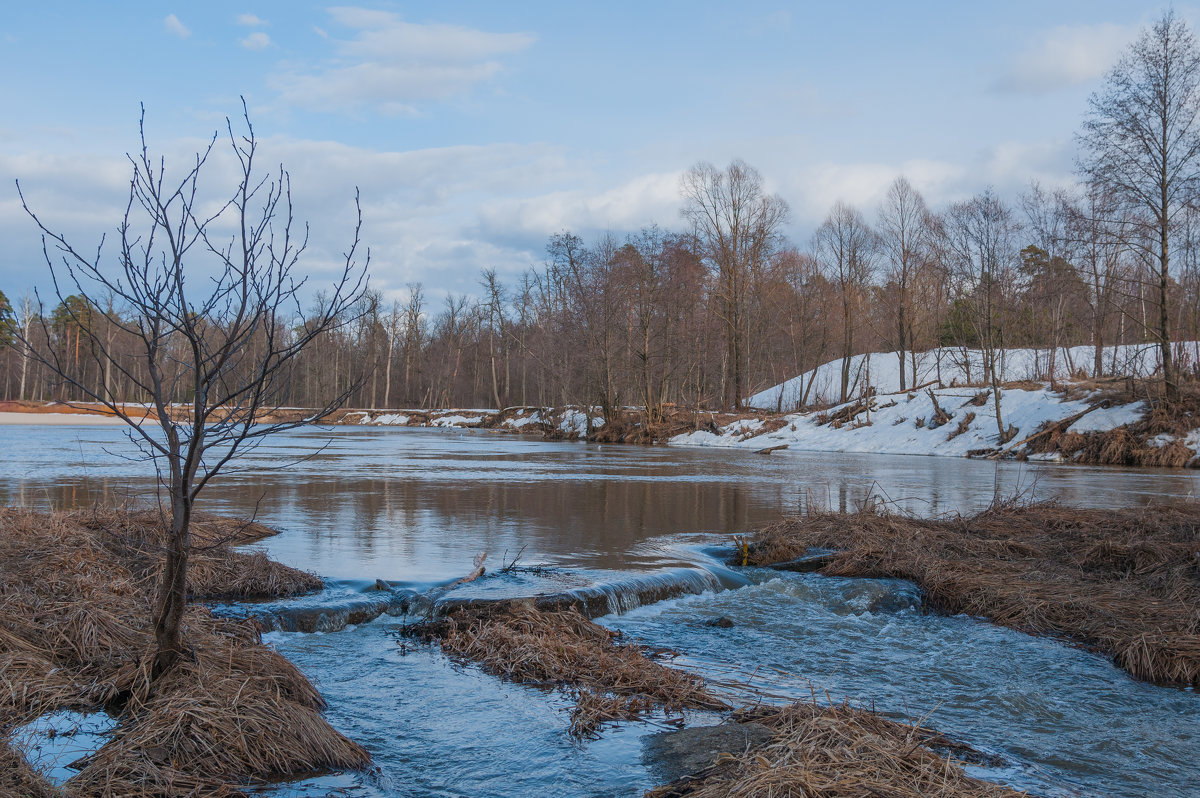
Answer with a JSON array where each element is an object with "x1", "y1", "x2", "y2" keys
[{"x1": 0, "y1": 411, "x2": 129, "y2": 425}]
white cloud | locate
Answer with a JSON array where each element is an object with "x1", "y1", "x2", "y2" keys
[
  {"x1": 163, "y1": 14, "x2": 190, "y2": 39},
  {"x1": 781, "y1": 138, "x2": 1075, "y2": 236},
  {"x1": 241, "y1": 32, "x2": 271, "y2": 50},
  {"x1": 478, "y1": 172, "x2": 682, "y2": 241},
  {"x1": 237, "y1": 13, "x2": 267, "y2": 26},
  {"x1": 269, "y1": 7, "x2": 535, "y2": 113},
  {"x1": 994, "y1": 23, "x2": 1135, "y2": 93},
  {"x1": 0, "y1": 134, "x2": 575, "y2": 299}
]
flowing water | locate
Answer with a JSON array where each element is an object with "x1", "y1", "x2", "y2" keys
[{"x1": 2, "y1": 423, "x2": 1198, "y2": 797}]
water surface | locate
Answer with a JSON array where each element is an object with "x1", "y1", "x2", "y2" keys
[{"x1": 2, "y1": 423, "x2": 1198, "y2": 797}]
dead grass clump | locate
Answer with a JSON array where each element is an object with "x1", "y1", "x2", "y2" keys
[
  {"x1": 0, "y1": 741, "x2": 59, "y2": 798},
  {"x1": 646, "y1": 700, "x2": 1025, "y2": 798},
  {"x1": 1029, "y1": 384, "x2": 1200, "y2": 467},
  {"x1": 966, "y1": 390, "x2": 990, "y2": 407},
  {"x1": 0, "y1": 506, "x2": 365, "y2": 796},
  {"x1": 740, "y1": 502, "x2": 1200, "y2": 686},
  {"x1": 410, "y1": 603, "x2": 727, "y2": 736},
  {"x1": 58, "y1": 506, "x2": 321, "y2": 601}
]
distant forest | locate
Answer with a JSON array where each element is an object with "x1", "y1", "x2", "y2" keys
[
  {"x1": 2, "y1": 170, "x2": 1196, "y2": 416},
  {"x1": 3, "y1": 13, "x2": 1200, "y2": 417}
]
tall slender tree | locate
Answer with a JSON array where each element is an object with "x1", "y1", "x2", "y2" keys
[{"x1": 1079, "y1": 10, "x2": 1200, "y2": 399}]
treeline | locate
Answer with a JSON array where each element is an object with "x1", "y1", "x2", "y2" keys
[
  {"x1": 2, "y1": 170, "x2": 1198, "y2": 416},
  {"x1": 3, "y1": 13, "x2": 1200, "y2": 416}
]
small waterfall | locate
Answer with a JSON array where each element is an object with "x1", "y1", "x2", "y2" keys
[
  {"x1": 218, "y1": 561, "x2": 742, "y2": 633},
  {"x1": 213, "y1": 585, "x2": 423, "y2": 633},
  {"x1": 571, "y1": 567, "x2": 725, "y2": 617},
  {"x1": 433, "y1": 566, "x2": 731, "y2": 620}
]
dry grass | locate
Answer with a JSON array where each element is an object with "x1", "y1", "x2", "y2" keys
[
  {"x1": 586, "y1": 408, "x2": 785, "y2": 445},
  {"x1": 0, "y1": 506, "x2": 366, "y2": 797},
  {"x1": 1, "y1": 739, "x2": 60, "y2": 798},
  {"x1": 1028, "y1": 382, "x2": 1200, "y2": 467},
  {"x1": 646, "y1": 700, "x2": 1026, "y2": 798},
  {"x1": 409, "y1": 602, "x2": 727, "y2": 736},
  {"x1": 742, "y1": 502, "x2": 1200, "y2": 685}
]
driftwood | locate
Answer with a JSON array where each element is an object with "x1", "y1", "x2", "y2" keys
[
  {"x1": 925, "y1": 389, "x2": 952, "y2": 428},
  {"x1": 754, "y1": 444, "x2": 789, "y2": 455},
  {"x1": 444, "y1": 553, "x2": 487, "y2": 589}
]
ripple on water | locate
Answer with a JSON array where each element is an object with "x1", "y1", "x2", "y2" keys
[{"x1": 602, "y1": 569, "x2": 1200, "y2": 798}]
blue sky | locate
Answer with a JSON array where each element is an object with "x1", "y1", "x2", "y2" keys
[{"x1": 0, "y1": 2, "x2": 1186, "y2": 303}]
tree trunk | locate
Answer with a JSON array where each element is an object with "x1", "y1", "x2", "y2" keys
[
  {"x1": 151, "y1": 492, "x2": 191, "y2": 677},
  {"x1": 1160, "y1": 220, "x2": 1177, "y2": 399}
]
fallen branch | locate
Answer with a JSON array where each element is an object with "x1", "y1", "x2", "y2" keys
[{"x1": 989, "y1": 403, "x2": 1103, "y2": 459}]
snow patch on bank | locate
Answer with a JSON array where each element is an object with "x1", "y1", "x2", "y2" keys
[
  {"x1": 748, "y1": 343, "x2": 1184, "y2": 412},
  {"x1": 673, "y1": 386, "x2": 1145, "y2": 459}
]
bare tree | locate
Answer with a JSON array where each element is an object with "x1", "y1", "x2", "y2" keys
[
  {"x1": 1079, "y1": 10, "x2": 1200, "y2": 399},
  {"x1": 942, "y1": 189, "x2": 1020, "y2": 441},
  {"x1": 16, "y1": 104, "x2": 368, "y2": 677},
  {"x1": 382, "y1": 298, "x2": 402, "y2": 409},
  {"x1": 813, "y1": 201, "x2": 876, "y2": 403},
  {"x1": 480, "y1": 268, "x2": 507, "y2": 410},
  {"x1": 877, "y1": 177, "x2": 933, "y2": 391},
  {"x1": 681, "y1": 160, "x2": 789, "y2": 409},
  {"x1": 1059, "y1": 183, "x2": 1133, "y2": 376}
]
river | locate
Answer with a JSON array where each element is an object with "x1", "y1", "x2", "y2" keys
[{"x1": 1, "y1": 423, "x2": 1197, "y2": 797}]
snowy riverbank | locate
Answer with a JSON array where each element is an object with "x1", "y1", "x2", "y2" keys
[{"x1": 670, "y1": 385, "x2": 1147, "y2": 461}]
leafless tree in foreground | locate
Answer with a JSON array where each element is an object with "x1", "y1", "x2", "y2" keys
[
  {"x1": 1079, "y1": 10, "x2": 1200, "y2": 400},
  {"x1": 16, "y1": 103, "x2": 369, "y2": 677}
]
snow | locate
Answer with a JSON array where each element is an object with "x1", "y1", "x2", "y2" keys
[
  {"x1": 507, "y1": 413, "x2": 541, "y2": 428},
  {"x1": 747, "y1": 343, "x2": 1181, "y2": 412},
  {"x1": 366, "y1": 413, "x2": 410, "y2": 426},
  {"x1": 556, "y1": 409, "x2": 604, "y2": 436},
  {"x1": 1067, "y1": 403, "x2": 1145, "y2": 434},
  {"x1": 431, "y1": 415, "x2": 483, "y2": 427},
  {"x1": 672, "y1": 384, "x2": 1145, "y2": 460}
]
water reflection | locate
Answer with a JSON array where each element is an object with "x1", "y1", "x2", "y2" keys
[{"x1": 2, "y1": 424, "x2": 1199, "y2": 582}]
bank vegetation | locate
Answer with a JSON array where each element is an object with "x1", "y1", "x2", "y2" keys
[{"x1": 0, "y1": 507, "x2": 366, "y2": 797}]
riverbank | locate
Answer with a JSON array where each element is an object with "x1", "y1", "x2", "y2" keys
[
  {"x1": 740, "y1": 501, "x2": 1200, "y2": 686},
  {"x1": 0, "y1": 507, "x2": 367, "y2": 796},
  {"x1": 7, "y1": 379, "x2": 1200, "y2": 468}
]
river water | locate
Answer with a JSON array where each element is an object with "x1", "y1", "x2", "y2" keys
[{"x1": 1, "y1": 423, "x2": 1197, "y2": 797}]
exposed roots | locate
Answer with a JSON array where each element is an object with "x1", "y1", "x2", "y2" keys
[
  {"x1": 0, "y1": 507, "x2": 366, "y2": 796},
  {"x1": 646, "y1": 700, "x2": 1026, "y2": 797},
  {"x1": 408, "y1": 602, "x2": 727, "y2": 736},
  {"x1": 742, "y1": 502, "x2": 1200, "y2": 685}
]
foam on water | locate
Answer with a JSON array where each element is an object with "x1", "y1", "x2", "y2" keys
[{"x1": 602, "y1": 568, "x2": 1200, "y2": 798}]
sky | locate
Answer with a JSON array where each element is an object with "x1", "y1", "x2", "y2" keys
[{"x1": 0, "y1": 2, "x2": 1189, "y2": 305}]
